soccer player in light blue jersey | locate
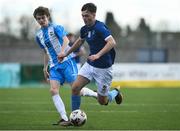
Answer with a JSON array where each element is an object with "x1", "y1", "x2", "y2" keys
[
  {"x1": 33, "y1": 6, "x2": 97, "y2": 126},
  {"x1": 59, "y1": 3, "x2": 123, "y2": 126}
]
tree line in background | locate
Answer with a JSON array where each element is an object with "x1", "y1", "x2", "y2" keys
[
  {"x1": 0, "y1": 11, "x2": 170, "y2": 46},
  {"x1": 0, "y1": 15, "x2": 38, "y2": 41},
  {"x1": 1, "y1": 11, "x2": 180, "y2": 63}
]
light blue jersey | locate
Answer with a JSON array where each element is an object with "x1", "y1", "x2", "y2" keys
[
  {"x1": 35, "y1": 23, "x2": 73, "y2": 68},
  {"x1": 35, "y1": 23, "x2": 78, "y2": 84}
]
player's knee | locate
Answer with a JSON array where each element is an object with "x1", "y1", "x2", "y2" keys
[
  {"x1": 50, "y1": 87, "x2": 58, "y2": 95},
  {"x1": 98, "y1": 99, "x2": 108, "y2": 105},
  {"x1": 98, "y1": 100, "x2": 104, "y2": 105},
  {"x1": 97, "y1": 96, "x2": 108, "y2": 105},
  {"x1": 98, "y1": 101, "x2": 108, "y2": 106}
]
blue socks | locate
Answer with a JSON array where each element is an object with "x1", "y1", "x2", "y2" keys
[
  {"x1": 71, "y1": 89, "x2": 118, "y2": 111},
  {"x1": 71, "y1": 95, "x2": 81, "y2": 111},
  {"x1": 108, "y1": 89, "x2": 118, "y2": 102}
]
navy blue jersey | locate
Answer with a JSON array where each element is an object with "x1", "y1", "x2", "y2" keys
[{"x1": 80, "y1": 20, "x2": 116, "y2": 68}]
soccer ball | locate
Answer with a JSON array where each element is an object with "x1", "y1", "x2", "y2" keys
[{"x1": 69, "y1": 109, "x2": 87, "y2": 126}]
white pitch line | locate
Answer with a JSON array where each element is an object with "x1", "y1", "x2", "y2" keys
[
  {"x1": 0, "y1": 110, "x2": 138, "y2": 114},
  {"x1": 0, "y1": 101, "x2": 50, "y2": 104},
  {"x1": 85, "y1": 103, "x2": 180, "y2": 106},
  {"x1": 0, "y1": 110, "x2": 56, "y2": 114},
  {"x1": 0, "y1": 110, "x2": 178, "y2": 114},
  {"x1": 120, "y1": 103, "x2": 180, "y2": 106},
  {"x1": 0, "y1": 101, "x2": 180, "y2": 106}
]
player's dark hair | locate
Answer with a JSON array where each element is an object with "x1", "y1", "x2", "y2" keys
[
  {"x1": 33, "y1": 6, "x2": 50, "y2": 19},
  {"x1": 81, "y1": 3, "x2": 97, "y2": 13}
]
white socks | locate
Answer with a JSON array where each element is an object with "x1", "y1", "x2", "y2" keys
[
  {"x1": 52, "y1": 88, "x2": 97, "y2": 121},
  {"x1": 52, "y1": 94, "x2": 68, "y2": 121},
  {"x1": 80, "y1": 87, "x2": 97, "y2": 98}
]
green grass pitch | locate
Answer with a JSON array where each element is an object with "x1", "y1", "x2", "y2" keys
[{"x1": 0, "y1": 85, "x2": 180, "y2": 130}]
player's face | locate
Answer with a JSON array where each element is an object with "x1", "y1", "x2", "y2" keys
[
  {"x1": 35, "y1": 14, "x2": 49, "y2": 27},
  {"x1": 81, "y1": 10, "x2": 96, "y2": 26}
]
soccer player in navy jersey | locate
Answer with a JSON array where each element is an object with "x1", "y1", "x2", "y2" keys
[
  {"x1": 58, "y1": 3, "x2": 123, "y2": 125},
  {"x1": 33, "y1": 6, "x2": 97, "y2": 126}
]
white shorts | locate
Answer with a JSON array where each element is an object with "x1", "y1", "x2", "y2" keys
[
  {"x1": 76, "y1": 63, "x2": 82, "y2": 71},
  {"x1": 79, "y1": 62, "x2": 113, "y2": 96}
]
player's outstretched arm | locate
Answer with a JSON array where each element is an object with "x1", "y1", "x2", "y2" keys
[
  {"x1": 58, "y1": 37, "x2": 84, "y2": 61},
  {"x1": 57, "y1": 36, "x2": 69, "y2": 62}
]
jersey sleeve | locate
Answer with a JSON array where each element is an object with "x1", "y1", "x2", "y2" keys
[
  {"x1": 54, "y1": 25, "x2": 67, "y2": 39},
  {"x1": 35, "y1": 36, "x2": 44, "y2": 49},
  {"x1": 96, "y1": 23, "x2": 111, "y2": 41},
  {"x1": 80, "y1": 27, "x2": 87, "y2": 39}
]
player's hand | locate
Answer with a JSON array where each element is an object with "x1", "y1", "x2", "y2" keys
[
  {"x1": 43, "y1": 68, "x2": 50, "y2": 83},
  {"x1": 88, "y1": 54, "x2": 100, "y2": 61},
  {"x1": 58, "y1": 53, "x2": 66, "y2": 62}
]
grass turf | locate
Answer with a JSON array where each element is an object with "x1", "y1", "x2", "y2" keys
[{"x1": 0, "y1": 86, "x2": 180, "y2": 130}]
